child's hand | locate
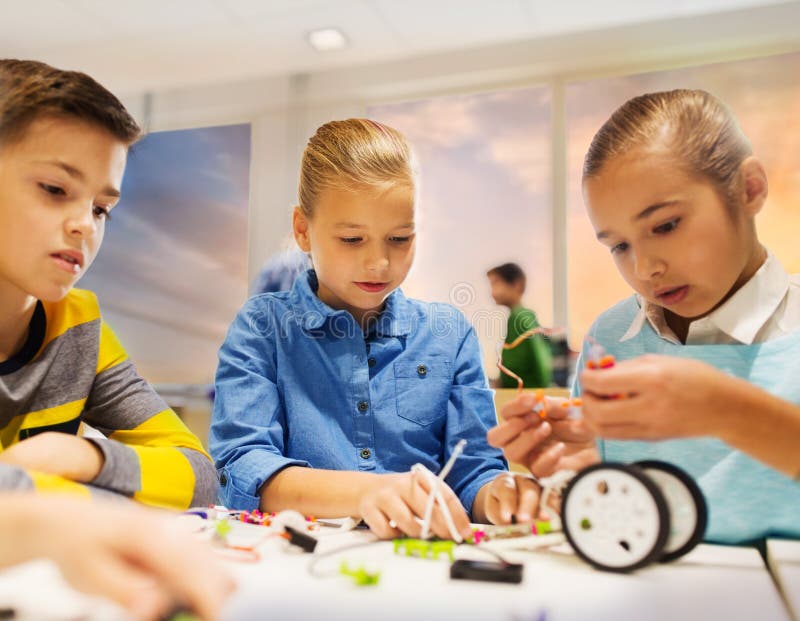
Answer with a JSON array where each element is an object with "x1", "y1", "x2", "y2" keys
[
  {"x1": 580, "y1": 354, "x2": 730, "y2": 439},
  {"x1": 488, "y1": 394, "x2": 599, "y2": 476},
  {"x1": 481, "y1": 472, "x2": 542, "y2": 525},
  {"x1": 358, "y1": 471, "x2": 473, "y2": 541},
  {"x1": 0, "y1": 432, "x2": 104, "y2": 482},
  {"x1": 4, "y1": 495, "x2": 234, "y2": 621}
]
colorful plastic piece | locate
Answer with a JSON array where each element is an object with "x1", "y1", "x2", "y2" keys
[
  {"x1": 393, "y1": 538, "x2": 455, "y2": 561},
  {"x1": 339, "y1": 562, "x2": 381, "y2": 586},
  {"x1": 213, "y1": 518, "x2": 232, "y2": 542}
]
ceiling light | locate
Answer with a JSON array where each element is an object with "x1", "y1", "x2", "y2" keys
[{"x1": 308, "y1": 28, "x2": 348, "y2": 52}]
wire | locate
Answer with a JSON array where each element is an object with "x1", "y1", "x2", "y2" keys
[
  {"x1": 307, "y1": 540, "x2": 383, "y2": 578},
  {"x1": 497, "y1": 326, "x2": 566, "y2": 395}
]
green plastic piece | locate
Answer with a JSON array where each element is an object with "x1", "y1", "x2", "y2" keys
[
  {"x1": 340, "y1": 562, "x2": 381, "y2": 586},
  {"x1": 214, "y1": 518, "x2": 232, "y2": 541},
  {"x1": 392, "y1": 538, "x2": 455, "y2": 561}
]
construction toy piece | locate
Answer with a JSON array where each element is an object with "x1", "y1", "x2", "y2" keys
[
  {"x1": 414, "y1": 439, "x2": 468, "y2": 542},
  {"x1": 497, "y1": 327, "x2": 566, "y2": 396},
  {"x1": 284, "y1": 525, "x2": 318, "y2": 553},
  {"x1": 471, "y1": 529, "x2": 488, "y2": 544},
  {"x1": 563, "y1": 460, "x2": 707, "y2": 570},
  {"x1": 213, "y1": 518, "x2": 232, "y2": 542},
  {"x1": 339, "y1": 562, "x2": 381, "y2": 586},
  {"x1": 450, "y1": 558, "x2": 524, "y2": 584},
  {"x1": 634, "y1": 460, "x2": 707, "y2": 563},
  {"x1": 586, "y1": 355, "x2": 616, "y2": 370},
  {"x1": 393, "y1": 538, "x2": 455, "y2": 561}
]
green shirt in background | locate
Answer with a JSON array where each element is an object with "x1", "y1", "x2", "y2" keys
[{"x1": 500, "y1": 305, "x2": 552, "y2": 388}]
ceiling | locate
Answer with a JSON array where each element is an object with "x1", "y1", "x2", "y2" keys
[{"x1": 1, "y1": 0, "x2": 796, "y2": 94}]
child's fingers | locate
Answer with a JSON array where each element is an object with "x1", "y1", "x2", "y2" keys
[
  {"x1": 413, "y1": 474, "x2": 472, "y2": 540},
  {"x1": 501, "y1": 422, "x2": 552, "y2": 464},
  {"x1": 361, "y1": 504, "x2": 399, "y2": 539},
  {"x1": 491, "y1": 474, "x2": 519, "y2": 524},
  {"x1": 487, "y1": 417, "x2": 537, "y2": 449},
  {"x1": 381, "y1": 495, "x2": 421, "y2": 539},
  {"x1": 430, "y1": 492, "x2": 472, "y2": 540},
  {"x1": 529, "y1": 442, "x2": 566, "y2": 479},
  {"x1": 124, "y1": 519, "x2": 234, "y2": 621},
  {"x1": 484, "y1": 492, "x2": 503, "y2": 525},
  {"x1": 67, "y1": 553, "x2": 172, "y2": 621},
  {"x1": 515, "y1": 477, "x2": 541, "y2": 523},
  {"x1": 581, "y1": 393, "x2": 642, "y2": 427},
  {"x1": 579, "y1": 358, "x2": 654, "y2": 394},
  {"x1": 542, "y1": 396, "x2": 570, "y2": 416},
  {"x1": 500, "y1": 393, "x2": 543, "y2": 419}
]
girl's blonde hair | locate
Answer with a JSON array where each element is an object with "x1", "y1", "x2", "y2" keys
[
  {"x1": 583, "y1": 89, "x2": 752, "y2": 208},
  {"x1": 298, "y1": 118, "x2": 416, "y2": 217}
]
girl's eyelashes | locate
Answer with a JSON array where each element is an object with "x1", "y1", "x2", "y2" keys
[
  {"x1": 389, "y1": 235, "x2": 413, "y2": 243},
  {"x1": 339, "y1": 237, "x2": 362, "y2": 244},
  {"x1": 93, "y1": 206, "x2": 111, "y2": 221},
  {"x1": 610, "y1": 241, "x2": 629, "y2": 255},
  {"x1": 39, "y1": 182, "x2": 67, "y2": 197},
  {"x1": 653, "y1": 217, "x2": 681, "y2": 235}
]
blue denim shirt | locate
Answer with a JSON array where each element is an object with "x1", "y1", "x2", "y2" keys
[{"x1": 211, "y1": 270, "x2": 507, "y2": 515}]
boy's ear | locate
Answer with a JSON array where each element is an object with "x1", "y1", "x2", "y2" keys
[
  {"x1": 292, "y1": 206, "x2": 312, "y2": 252},
  {"x1": 738, "y1": 156, "x2": 768, "y2": 217}
]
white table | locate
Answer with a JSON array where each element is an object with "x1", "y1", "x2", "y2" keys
[
  {"x1": 767, "y1": 539, "x2": 800, "y2": 621},
  {"x1": 221, "y1": 521, "x2": 789, "y2": 621},
  {"x1": 0, "y1": 520, "x2": 792, "y2": 621}
]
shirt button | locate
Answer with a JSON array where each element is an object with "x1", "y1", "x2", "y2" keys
[
  {"x1": 368, "y1": 357, "x2": 376, "y2": 368},
  {"x1": 417, "y1": 364, "x2": 428, "y2": 376},
  {"x1": 360, "y1": 448, "x2": 372, "y2": 459},
  {"x1": 357, "y1": 400, "x2": 369, "y2": 413},
  {"x1": 220, "y1": 473, "x2": 228, "y2": 486}
]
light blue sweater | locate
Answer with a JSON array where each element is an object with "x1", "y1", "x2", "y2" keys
[{"x1": 575, "y1": 295, "x2": 800, "y2": 544}]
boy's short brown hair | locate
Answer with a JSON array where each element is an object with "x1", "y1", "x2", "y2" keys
[{"x1": 0, "y1": 59, "x2": 141, "y2": 147}]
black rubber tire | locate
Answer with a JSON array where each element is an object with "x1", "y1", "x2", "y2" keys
[{"x1": 634, "y1": 460, "x2": 708, "y2": 563}]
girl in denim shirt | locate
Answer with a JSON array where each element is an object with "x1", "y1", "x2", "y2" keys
[{"x1": 211, "y1": 119, "x2": 537, "y2": 539}]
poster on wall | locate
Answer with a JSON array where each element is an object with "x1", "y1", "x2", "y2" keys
[{"x1": 80, "y1": 123, "x2": 251, "y2": 390}]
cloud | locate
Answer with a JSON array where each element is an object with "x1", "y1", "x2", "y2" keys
[
  {"x1": 371, "y1": 95, "x2": 481, "y2": 149},
  {"x1": 485, "y1": 131, "x2": 551, "y2": 196}
]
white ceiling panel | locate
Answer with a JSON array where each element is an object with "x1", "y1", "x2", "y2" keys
[{"x1": 0, "y1": 0, "x2": 796, "y2": 93}]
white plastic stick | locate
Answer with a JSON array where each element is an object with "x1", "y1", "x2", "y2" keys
[{"x1": 415, "y1": 439, "x2": 467, "y2": 542}]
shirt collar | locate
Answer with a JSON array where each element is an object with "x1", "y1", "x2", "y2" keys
[
  {"x1": 289, "y1": 269, "x2": 412, "y2": 337},
  {"x1": 620, "y1": 250, "x2": 790, "y2": 345}
]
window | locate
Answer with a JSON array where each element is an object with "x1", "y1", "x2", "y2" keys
[
  {"x1": 566, "y1": 51, "x2": 800, "y2": 347},
  {"x1": 369, "y1": 88, "x2": 552, "y2": 378},
  {"x1": 80, "y1": 124, "x2": 251, "y2": 385}
]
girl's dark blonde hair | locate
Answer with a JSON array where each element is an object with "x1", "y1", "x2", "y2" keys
[
  {"x1": 583, "y1": 89, "x2": 752, "y2": 207},
  {"x1": 298, "y1": 119, "x2": 416, "y2": 217}
]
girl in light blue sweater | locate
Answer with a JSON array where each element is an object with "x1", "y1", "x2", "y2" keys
[{"x1": 490, "y1": 89, "x2": 800, "y2": 544}]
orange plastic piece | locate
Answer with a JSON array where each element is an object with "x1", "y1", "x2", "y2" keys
[{"x1": 599, "y1": 355, "x2": 616, "y2": 369}]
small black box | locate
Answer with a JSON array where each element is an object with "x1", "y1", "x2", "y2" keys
[{"x1": 449, "y1": 559, "x2": 523, "y2": 584}]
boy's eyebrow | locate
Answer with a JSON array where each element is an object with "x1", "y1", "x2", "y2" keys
[
  {"x1": 596, "y1": 201, "x2": 680, "y2": 240},
  {"x1": 36, "y1": 159, "x2": 121, "y2": 197}
]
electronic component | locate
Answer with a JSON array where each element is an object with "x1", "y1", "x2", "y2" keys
[
  {"x1": 450, "y1": 559, "x2": 524, "y2": 584},
  {"x1": 285, "y1": 525, "x2": 318, "y2": 553}
]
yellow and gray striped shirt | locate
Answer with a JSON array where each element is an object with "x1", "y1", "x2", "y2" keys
[{"x1": 0, "y1": 289, "x2": 218, "y2": 509}]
